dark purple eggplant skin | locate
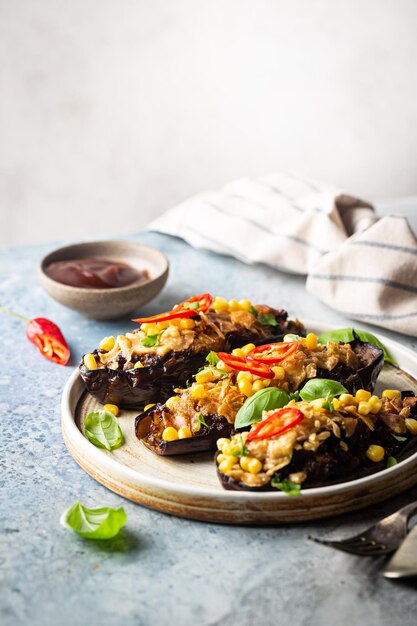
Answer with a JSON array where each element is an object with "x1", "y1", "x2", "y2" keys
[
  {"x1": 216, "y1": 399, "x2": 417, "y2": 492},
  {"x1": 315, "y1": 335, "x2": 384, "y2": 394},
  {"x1": 79, "y1": 348, "x2": 207, "y2": 409},
  {"x1": 79, "y1": 307, "x2": 304, "y2": 409},
  {"x1": 135, "y1": 406, "x2": 232, "y2": 456}
]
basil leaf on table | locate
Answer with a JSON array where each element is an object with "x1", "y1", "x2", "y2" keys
[
  {"x1": 317, "y1": 327, "x2": 397, "y2": 366},
  {"x1": 84, "y1": 410, "x2": 124, "y2": 450},
  {"x1": 235, "y1": 387, "x2": 291, "y2": 429},
  {"x1": 299, "y1": 379, "x2": 347, "y2": 402},
  {"x1": 60, "y1": 501, "x2": 127, "y2": 539}
]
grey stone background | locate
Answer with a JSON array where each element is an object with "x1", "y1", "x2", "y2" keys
[{"x1": 1, "y1": 0, "x2": 417, "y2": 246}]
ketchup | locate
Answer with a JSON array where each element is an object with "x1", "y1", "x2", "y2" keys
[{"x1": 46, "y1": 259, "x2": 149, "y2": 289}]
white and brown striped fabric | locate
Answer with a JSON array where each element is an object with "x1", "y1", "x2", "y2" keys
[{"x1": 149, "y1": 172, "x2": 417, "y2": 337}]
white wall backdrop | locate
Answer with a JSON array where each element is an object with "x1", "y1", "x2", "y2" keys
[{"x1": 1, "y1": 0, "x2": 417, "y2": 245}]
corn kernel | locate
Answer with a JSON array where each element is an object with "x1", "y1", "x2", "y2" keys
[
  {"x1": 405, "y1": 418, "x2": 417, "y2": 435},
  {"x1": 366, "y1": 444, "x2": 385, "y2": 462},
  {"x1": 156, "y1": 320, "x2": 170, "y2": 330},
  {"x1": 162, "y1": 426, "x2": 179, "y2": 442},
  {"x1": 145, "y1": 325, "x2": 157, "y2": 336},
  {"x1": 272, "y1": 366, "x2": 285, "y2": 380},
  {"x1": 191, "y1": 384, "x2": 205, "y2": 399},
  {"x1": 238, "y1": 378, "x2": 253, "y2": 397},
  {"x1": 240, "y1": 343, "x2": 256, "y2": 357},
  {"x1": 355, "y1": 389, "x2": 371, "y2": 403},
  {"x1": 339, "y1": 393, "x2": 356, "y2": 405},
  {"x1": 180, "y1": 318, "x2": 196, "y2": 330},
  {"x1": 263, "y1": 379, "x2": 271, "y2": 388},
  {"x1": 240, "y1": 456, "x2": 251, "y2": 471},
  {"x1": 195, "y1": 370, "x2": 216, "y2": 384},
  {"x1": 232, "y1": 348, "x2": 244, "y2": 358},
  {"x1": 218, "y1": 457, "x2": 237, "y2": 473},
  {"x1": 228, "y1": 299, "x2": 241, "y2": 312},
  {"x1": 165, "y1": 396, "x2": 181, "y2": 410},
  {"x1": 216, "y1": 453, "x2": 228, "y2": 464},
  {"x1": 134, "y1": 361, "x2": 145, "y2": 368},
  {"x1": 144, "y1": 403, "x2": 156, "y2": 411},
  {"x1": 358, "y1": 401, "x2": 371, "y2": 415},
  {"x1": 239, "y1": 300, "x2": 252, "y2": 311},
  {"x1": 212, "y1": 296, "x2": 229, "y2": 312},
  {"x1": 252, "y1": 380, "x2": 265, "y2": 393},
  {"x1": 332, "y1": 398, "x2": 341, "y2": 411},
  {"x1": 83, "y1": 354, "x2": 97, "y2": 370},
  {"x1": 247, "y1": 458, "x2": 263, "y2": 474},
  {"x1": 99, "y1": 336, "x2": 115, "y2": 352},
  {"x1": 216, "y1": 437, "x2": 231, "y2": 452},
  {"x1": 103, "y1": 403, "x2": 119, "y2": 417},
  {"x1": 178, "y1": 427, "x2": 192, "y2": 439},
  {"x1": 368, "y1": 396, "x2": 382, "y2": 414},
  {"x1": 169, "y1": 318, "x2": 182, "y2": 327},
  {"x1": 305, "y1": 332, "x2": 318, "y2": 350},
  {"x1": 236, "y1": 371, "x2": 252, "y2": 382},
  {"x1": 382, "y1": 389, "x2": 401, "y2": 400}
]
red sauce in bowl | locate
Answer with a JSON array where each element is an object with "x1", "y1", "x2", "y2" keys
[{"x1": 46, "y1": 259, "x2": 149, "y2": 289}]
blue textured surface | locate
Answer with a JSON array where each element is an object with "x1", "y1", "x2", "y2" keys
[{"x1": 1, "y1": 231, "x2": 417, "y2": 626}]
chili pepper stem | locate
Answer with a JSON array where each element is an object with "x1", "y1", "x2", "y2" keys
[{"x1": 0, "y1": 305, "x2": 30, "y2": 324}]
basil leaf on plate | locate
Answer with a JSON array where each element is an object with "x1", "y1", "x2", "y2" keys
[
  {"x1": 141, "y1": 332, "x2": 163, "y2": 347},
  {"x1": 195, "y1": 413, "x2": 209, "y2": 432},
  {"x1": 230, "y1": 435, "x2": 249, "y2": 458},
  {"x1": 235, "y1": 387, "x2": 291, "y2": 429},
  {"x1": 183, "y1": 301, "x2": 200, "y2": 310},
  {"x1": 258, "y1": 314, "x2": 278, "y2": 327},
  {"x1": 206, "y1": 351, "x2": 220, "y2": 366},
  {"x1": 299, "y1": 379, "x2": 347, "y2": 402},
  {"x1": 60, "y1": 501, "x2": 127, "y2": 539},
  {"x1": 84, "y1": 410, "x2": 124, "y2": 451},
  {"x1": 271, "y1": 474, "x2": 301, "y2": 496},
  {"x1": 317, "y1": 327, "x2": 397, "y2": 365}
]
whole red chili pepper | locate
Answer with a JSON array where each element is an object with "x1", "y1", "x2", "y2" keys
[{"x1": 0, "y1": 306, "x2": 70, "y2": 365}]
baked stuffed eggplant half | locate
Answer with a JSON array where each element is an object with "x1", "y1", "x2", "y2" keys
[
  {"x1": 216, "y1": 390, "x2": 417, "y2": 493},
  {"x1": 79, "y1": 293, "x2": 304, "y2": 409},
  {"x1": 134, "y1": 332, "x2": 384, "y2": 455}
]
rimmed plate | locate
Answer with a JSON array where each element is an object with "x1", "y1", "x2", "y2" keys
[{"x1": 61, "y1": 322, "x2": 417, "y2": 524}]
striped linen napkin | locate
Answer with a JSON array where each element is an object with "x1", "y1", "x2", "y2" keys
[{"x1": 149, "y1": 172, "x2": 417, "y2": 337}]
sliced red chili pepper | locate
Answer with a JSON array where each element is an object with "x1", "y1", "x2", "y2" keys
[
  {"x1": 133, "y1": 293, "x2": 214, "y2": 324},
  {"x1": 247, "y1": 341, "x2": 300, "y2": 364},
  {"x1": 132, "y1": 309, "x2": 195, "y2": 324},
  {"x1": 217, "y1": 352, "x2": 274, "y2": 379},
  {"x1": 26, "y1": 317, "x2": 70, "y2": 365},
  {"x1": 176, "y1": 293, "x2": 214, "y2": 313},
  {"x1": 247, "y1": 407, "x2": 304, "y2": 441}
]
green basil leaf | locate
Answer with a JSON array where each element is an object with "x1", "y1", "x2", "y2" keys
[
  {"x1": 386, "y1": 456, "x2": 398, "y2": 468},
  {"x1": 195, "y1": 413, "x2": 209, "y2": 432},
  {"x1": 392, "y1": 434, "x2": 407, "y2": 442},
  {"x1": 230, "y1": 435, "x2": 249, "y2": 458},
  {"x1": 194, "y1": 366, "x2": 228, "y2": 380},
  {"x1": 258, "y1": 314, "x2": 278, "y2": 327},
  {"x1": 141, "y1": 332, "x2": 163, "y2": 347},
  {"x1": 235, "y1": 387, "x2": 291, "y2": 429},
  {"x1": 249, "y1": 306, "x2": 258, "y2": 317},
  {"x1": 206, "y1": 351, "x2": 220, "y2": 366},
  {"x1": 60, "y1": 501, "x2": 127, "y2": 539},
  {"x1": 322, "y1": 398, "x2": 335, "y2": 412},
  {"x1": 317, "y1": 327, "x2": 397, "y2": 365},
  {"x1": 299, "y1": 379, "x2": 348, "y2": 402},
  {"x1": 271, "y1": 474, "x2": 301, "y2": 496},
  {"x1": 84, "y1": 410, "x2": 124, "y2": 451},
  {"x1": 183, "y1": 301, "x2": 200, "y2": 310}
]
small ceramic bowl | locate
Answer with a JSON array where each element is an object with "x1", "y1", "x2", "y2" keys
[{"x1": 39, "y1": 240, "x2": 169, "y2": 320}]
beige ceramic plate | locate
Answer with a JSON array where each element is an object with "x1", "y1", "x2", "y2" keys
[{"x1": 62, "y1": 323, "x2": 417, "y2": 524}]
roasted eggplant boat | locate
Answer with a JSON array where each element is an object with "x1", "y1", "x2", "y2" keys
[
  {"x1": 79, "y1": 293, "x2": 304, "y2": 408},
  {"x1": 135, "y1": 333, "x2": 384, "y2": 455},
  {"x1": 216, "y1": 390, "x2": 417, "y2": 492}
]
